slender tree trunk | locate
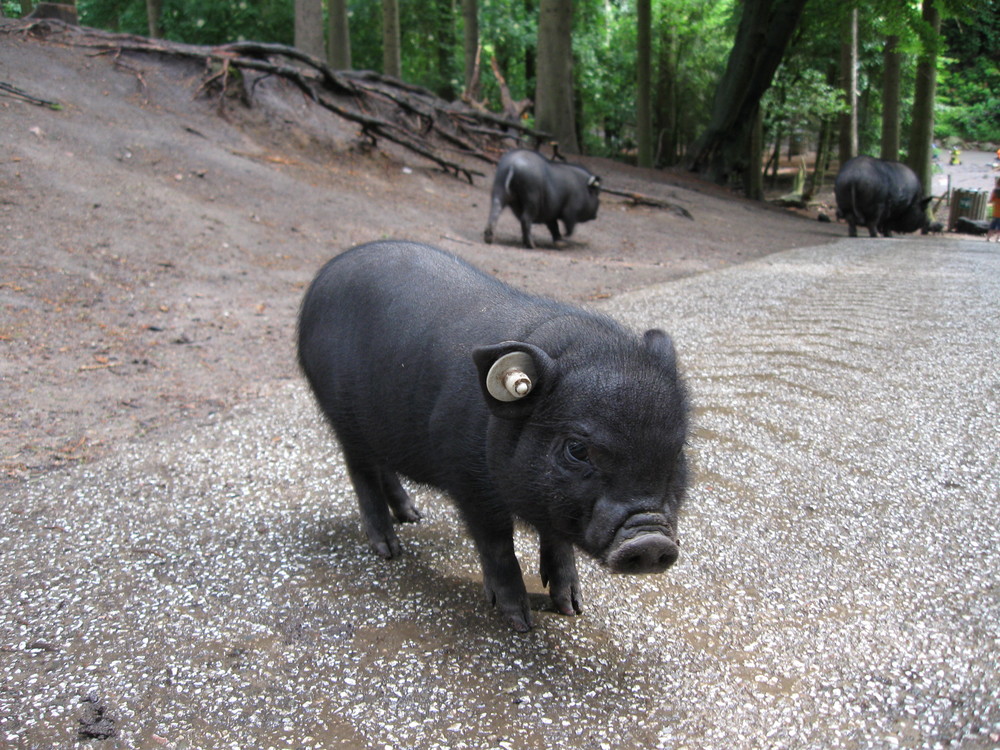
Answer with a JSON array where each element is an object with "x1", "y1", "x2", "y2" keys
[
  {"x1": 803, "y1": 116, "x2": 833, "y2": 201},
  {"x1": 462, "y1": 0, "x2": 479, "y2": 96},
  {"x1": 524, "y1": 0, "x2": 536, "y2": 88},
  {"x1": 328, "y1": 0, "x2": 352, "y2": 70},
  {"x1": 294, "y1": 0, "x2": 325, "y2": 61},
  {"x1": 434, "y1": 0, "x2": 455, "y2": 100},
  {"x1": 766, "y1": 125, "x2": 782, "y2": 184},
  {"x1": 636, "y1": 0, "x2": 653, "y2": 167},
  {"x1": 747, "y1": 104, "x2": 764, "y2": 200},
  {"x1": 654, "y1": 24, "x2": 678, "y2": 165},
  {"x1": 535, "y1": 0, "x2": 578, "y2": 153},
  {"x1": 145, "y1": 0, "x2": 162, "y2": 38},
  {"x1": 686, "y1": 0, "x2": 808, "y2": 195},
  {"x1": 837, "y1": 4, "x2": 858, "y2": 166},
  {"x1": 880, "y1": 34, "x2": 901, "y2": 160},
  {"x1": 907, "y1": 0, "x2": 940, "y2": 197},
  {"x1": 383, "y1": 0, "x2": 402, "y2": 79}
]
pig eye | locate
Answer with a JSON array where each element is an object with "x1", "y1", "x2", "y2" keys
[{"x1": 564, "y1": 440, "x2": 591, "y2": 465}]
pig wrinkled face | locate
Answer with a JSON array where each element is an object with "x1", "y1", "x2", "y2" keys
[
  {"x1": 543, "y1": 409, "x2": 687, "y2": 572},
  {"x1": 489, "y1": 351, "x2": 688, "y2": 574}
]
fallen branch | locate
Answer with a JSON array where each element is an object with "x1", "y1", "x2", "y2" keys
[
  {"x1": 601, "y1": 186, "x2": 694, "y2": 219},
  {"x1": 0, "y1": 80, "x2": 62, "y2": 109}
]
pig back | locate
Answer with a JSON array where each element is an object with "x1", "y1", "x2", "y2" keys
[{"x1": 297, "y1": 240, "x2": 568, "y2": 486}]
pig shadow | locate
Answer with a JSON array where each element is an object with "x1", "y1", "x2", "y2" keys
[{"x1": 306, "y1": 513, "x2": 572, "y2": 630}]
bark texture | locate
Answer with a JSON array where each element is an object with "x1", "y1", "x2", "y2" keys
[{"x1": 686, "y1": 0, "x2": 807, "y2": 194}]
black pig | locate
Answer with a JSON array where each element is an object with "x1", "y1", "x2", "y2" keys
[
  {"x1": 483, "y1": 149, "x2": 601, "y2": 249},
  {"x1": 834, "y1": 155, "x2": 931, "y2": 238},
  {"x1": 297, "y1": 241, "x2": 689, "y2": 631}
]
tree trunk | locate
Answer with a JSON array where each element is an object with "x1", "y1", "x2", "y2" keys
[
  {"x1": 803, "y1": 115, "x2": 833, "y2": 201},
  {"x1": 765, "y1": 125, "x2": 782, "y2": 185},
  {"x1": 145, "y1": 0, "x2": 161, "y2": 38},
  {"x1": 383, "y1": 0, "x2": 402, "y2": 79},
  {"x1": 294, "y1": 0, "x2": 325, "y2": 61},
  {"x1": 654, "y1": 24, "x2": 678, "y2": 166},
  {"x1": 535, "y1": 0, "x2": 578, "y2": 153},
  {"x1": 747, "y1": 104, "x2": 763, "y2": 200},
  {"x1": 686, "y1": 0, "x2": 807, "y2": 195},
  {"x1": 524, "y1": 0, "x2": 536, "y2": 89},
  {"x1": 434, "y1": 0, "x2": 455, "y2": 100},
  {"x1": 328, "y1": 0, "x2": 352, "y2": 70},
  {"x1": 907, "y1": 0, "x2": 940, "y2": 197},
  {"x1": 462, "y1": 0, "x2": 479, "y2": 96},
  {"x1": 636, "y1": 0, "x2": 652, "y2": 167},
  {"x1": 879, "y1": 34, "x2": 901, "y2": 160},
  {"x1": 837, "y1": 4, "x2": 858, "y2": 167}
]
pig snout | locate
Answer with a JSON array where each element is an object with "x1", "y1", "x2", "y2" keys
[{"x1": 606, "y1": 514, "x2": 679, "y2": 574}]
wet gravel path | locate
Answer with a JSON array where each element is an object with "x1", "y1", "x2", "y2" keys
[{"x1": 2, "y1": 237, "x2": 998, "y2": 749}]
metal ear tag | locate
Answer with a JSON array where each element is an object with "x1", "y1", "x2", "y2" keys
[{"x1": 485, "y1": 351, "x2": 536, "y2": 402}]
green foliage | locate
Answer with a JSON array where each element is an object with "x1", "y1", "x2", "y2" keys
[
  {"x1": 574, "y1": 0, "x2": 735, "y2": 159},
  {"x1": 2, "y1": 0, "x2": 23, "y2": 18},
  {"x1": 936, "y1": 0, "x2": 1000, "y2": 143},
  {"x1": 349, "y1": 0, "x2": 462, "y2": 99},
  {"x1": 477, "y1": 0, "x2": 537, "y2": 106},
  {"x1": 936, "y1": 56, "x2": 1000, "y2": 143},
  {"x1": 39, "y1": 0, "x2": 999, "y2": 160},
  {"x1": 77, "y1": 0, "x2": 293, "y2": 43}
]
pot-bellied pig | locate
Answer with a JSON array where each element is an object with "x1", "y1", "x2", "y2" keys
[
  {"x1": 834, "y1": 155, "x2": 931, "y2": 238},
  {"x1": 483, "y1": 149, "x2": 601, "y2": 249},
  {"x1": 297, "y1": 241, "x2": 689, "y2": 632}
]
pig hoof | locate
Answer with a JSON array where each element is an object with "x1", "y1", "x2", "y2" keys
[
  {"x1": 392, "y1": 504, "x2": 422, "y2": 524},
  {"x1": 369, "y1": 532, "x2": 403, "y2": 559},
  {"x1": 502, "y1": 604, "x2": 533, "y2": 632},
  {"x1": 486, "y1": 590, "x2": 533, "y2": 632},
  {"x1": 550, "y1": 586, "x2": 582, "y2": 616},
  {"x1": 483, "y1": 228, "x2": 494, "y2": 244}
]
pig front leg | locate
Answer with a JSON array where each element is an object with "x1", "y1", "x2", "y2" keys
[
  {"x1": 465, "y1": 517, "x2": 532, "y2": 631},
  {"x1": 546, "y1": 220, "x2": 562, "y2": 244},
  {"x1": 539, "y1": 536, "x2": 582, "y2": 616}
]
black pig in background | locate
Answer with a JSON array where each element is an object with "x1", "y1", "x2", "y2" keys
[
  {"x1": 297, "y1": 241, "x2": 689, "y2": 631},
  {"x1": 834, "y1": 155, "x2": 931, "y2": 238},
  {"x1": 483, "y1": 149, "x2": 601, "y2": 249}
]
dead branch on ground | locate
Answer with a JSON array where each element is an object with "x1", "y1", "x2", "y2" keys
[{"x1": 601, "y1": 186, "x2": 694, "y2": 219}]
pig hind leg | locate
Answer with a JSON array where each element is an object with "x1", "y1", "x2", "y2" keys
[
  {"x1": 539, "y1": 535, "x2": 582, "y2": 615},
  {"x1": 344, "y1": 455, "x2": 420, "y2": 559},
  {"x1": 483, "y1": 192, "x2": 507, "y2": 244}
]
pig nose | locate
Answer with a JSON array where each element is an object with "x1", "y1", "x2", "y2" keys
[{"x1": 608, "y1": 534, "x2": 679, "y2": 574}]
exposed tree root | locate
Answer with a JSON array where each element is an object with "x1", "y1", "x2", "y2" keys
[{"x1": 4, "y1": 19, "x2": 543, "y2": 183}]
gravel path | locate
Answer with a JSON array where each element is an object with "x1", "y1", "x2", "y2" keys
[{"x1": 3, "y1": 236, "x2": 998, "y2": 749}]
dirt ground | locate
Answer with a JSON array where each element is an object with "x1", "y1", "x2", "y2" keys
[{"x1": 1, "y1": 20, "x2": 865, "y2": 482}]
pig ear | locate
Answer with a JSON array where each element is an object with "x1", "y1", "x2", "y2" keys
[
  {"x1": 473, "y1": 341, "x2": 555, "y2": 419},
  {"x1": 643, "y1": 329, "x2": 678, "y2": 373}
]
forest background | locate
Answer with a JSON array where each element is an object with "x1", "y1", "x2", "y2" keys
[{"x1": 4, "y1": 0, "x2": 999, "y2": 201}]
